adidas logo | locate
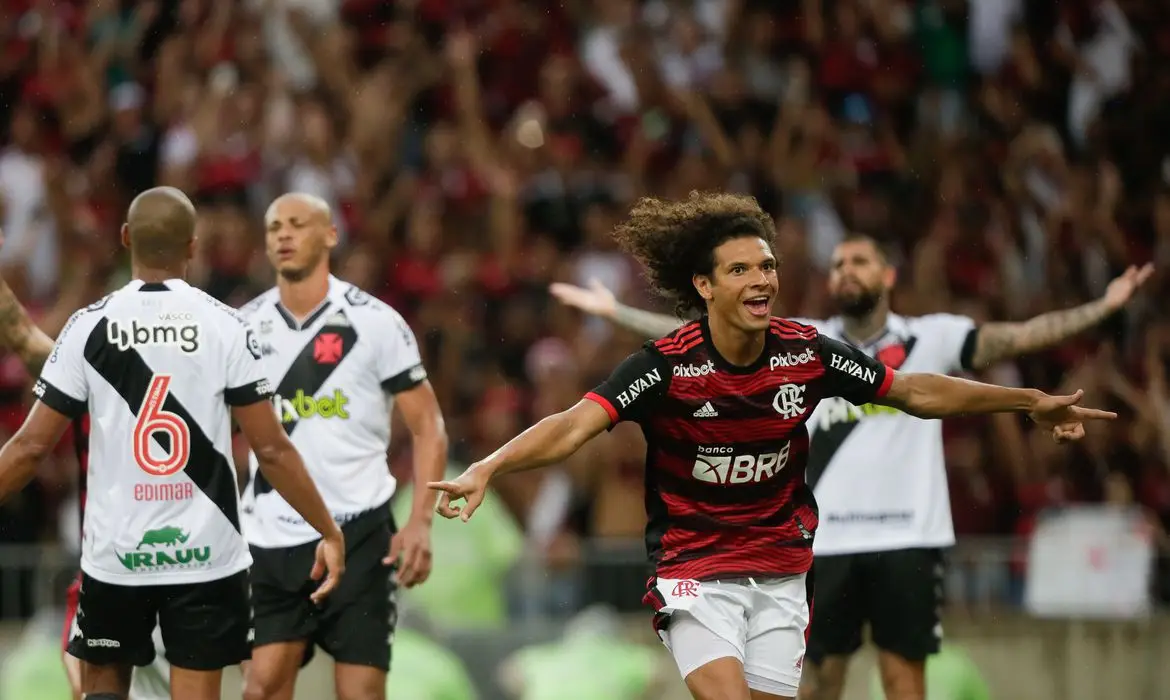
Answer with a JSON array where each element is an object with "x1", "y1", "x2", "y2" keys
[{"x1": 693, "y1": 401, "x2": 719, "y2": 418}]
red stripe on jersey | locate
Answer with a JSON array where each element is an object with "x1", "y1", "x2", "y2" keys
[
  {"x1": 668, "y1": 368, "x2": 820, "y2": 401},
  {"x1": 584, "y1": 392, "x2": 618, "y2": 424},
  {"x1": 770, "y1": 318, "x2": 817, "y2": 340},
  {"x1": 876, "y1": 364, "x2": 895, "y2": 397},
  {"x1": 657, "y1": 325, "x2": 703, "y2": 355},
  {"x1": 655, "y1": 415, "x2": 811, "y2": 444}
]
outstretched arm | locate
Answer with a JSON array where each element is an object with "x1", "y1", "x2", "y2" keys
[
  {"x1": 429, "y1": 400, "x2": 611, "y2": 521},
  {"x1": 549, "y1": 280, "x2": 683, "y2": 339},
  {"x1": 879, "y1": 372, "x2": 1114, "y2": 439},
  {"x1": 969, "y1": 264, "x2": 1153, "y2": 369}
]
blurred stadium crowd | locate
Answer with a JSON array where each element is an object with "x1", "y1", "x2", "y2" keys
[{"x1": 0, "y1": 0, "x2": 1169, "y2": 636}]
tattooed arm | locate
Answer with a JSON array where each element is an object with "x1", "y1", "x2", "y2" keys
[
  {"x1": 969, "y1": 264, "x2": 1154, "y2": 370},
  {"x1": 612, "y1": 304, "x2": 686, "y2": 338},
  {"x1": 0, "y1": 277, "x2": 54, "y2": 376},
  {"x1": 549, "y1": 280, "x2": 684, "y2": 339}
]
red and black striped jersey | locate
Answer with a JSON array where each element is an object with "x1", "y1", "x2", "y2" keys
[{"x1": 584, "y1": 316, "x2": 893, "y2": 582}]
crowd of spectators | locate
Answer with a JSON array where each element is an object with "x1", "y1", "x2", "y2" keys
[{"x1": 0, "y1": 0, "x2": 1169, "y2": 617}]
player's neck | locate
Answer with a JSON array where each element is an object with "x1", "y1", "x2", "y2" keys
[
  {"x1": 132, "y1": 264, "x2": 185, "y2": 284},
  {"x1": 277, "y1": 269, "x2": 331, "y2": 320},
  {"x1": 707, "y1": 313, "x2": 766, "y2": 367},
  {"x1": 840, "y1": 303, "x2": 890, "y2": 345}
]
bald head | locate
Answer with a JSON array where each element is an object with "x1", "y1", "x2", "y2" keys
[
  {"x1": 264, "y1": 192, "x2": 332, "y2": 227},
  {"x1": 125, "y1": 187, "x2": 197, "y2": 268}
]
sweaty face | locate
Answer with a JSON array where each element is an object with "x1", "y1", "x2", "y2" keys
[
  {"x1": 827, "y1": 240, "x2": 891, "y2": 317},
  {"x1": 698, "y1": 236, "x2": 779, "y2": 332},
  {"x1": 265, "y1": 198, "x2": 337, "y2": 282}
]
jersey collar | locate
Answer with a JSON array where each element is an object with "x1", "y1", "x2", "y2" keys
[
  {"x1": 273, "y1": 276, "x2": 341, "y2": 331},
  {"x1": 126, "y1": 278, "x2": 187, "y2": 292}
]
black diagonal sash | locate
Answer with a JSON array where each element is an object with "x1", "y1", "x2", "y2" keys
[
  {"x1": 806, "y1": 335, "x2": 917, "y2": 489},
  {"x1": 251, "y1": 313, "x2": 360, "y2": 496},
  {"x1": 84, "y1": 318, "x2": 242, "y2": 531}
]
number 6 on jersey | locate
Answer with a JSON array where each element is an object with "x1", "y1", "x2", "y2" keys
[{"x1": 134, "y1": 375, "x2": 191, "y2": 476}]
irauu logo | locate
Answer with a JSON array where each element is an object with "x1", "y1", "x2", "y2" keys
[{"x1": 118, "y1": 526, "x2": 211, "y2": 572}]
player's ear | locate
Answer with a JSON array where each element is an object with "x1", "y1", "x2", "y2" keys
[
  {"x1": 693, "y1": 274, "x2": 714, "y2": 301},
  {"x1": 326, "y1": 224, "x2": 339, "y2": 251},
  {"x1": 883, "y1": 264, "x2": 897, "y2": 291},
  {"x1": 120, "y1": 223, "x2": 131, "y2": 250}
]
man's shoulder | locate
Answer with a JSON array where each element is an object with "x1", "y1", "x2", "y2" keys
[
  {"x1": 238, "y1": 288, "x2": 279, "y2": 320},
  {"x1": 650, "y1": 319, "x2": 703, "y2": 356},
  {"x1": 896, "y1": 312, "x2": 976, "y2": 335},
  {"x1": 177, "y1": 286, "x2": 252, "y2": 329}
]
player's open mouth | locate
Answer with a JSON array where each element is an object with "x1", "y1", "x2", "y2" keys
[{"x1": 743, "y1": 296, "x2": 771, "y2": 317}]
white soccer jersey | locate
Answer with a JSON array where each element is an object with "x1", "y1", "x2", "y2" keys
[
  {"x1": 239, "y1": 276, "x2": 426, "y2": 548},
  {"x1": 798, "y1": 313, "x2": 976, "y2": 556},
  {"x1": 35, "y1": 279, "x2": 270, "y2": 585}
]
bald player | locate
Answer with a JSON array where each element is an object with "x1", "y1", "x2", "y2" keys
[
  {"x1": 238, "y1": 193, "x2": 447, "y2": 700},
  {"x1": 0, "y1": 187, "x2": 345, "y2": 700}
]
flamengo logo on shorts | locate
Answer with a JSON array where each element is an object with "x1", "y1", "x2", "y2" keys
[
  {"x1": 671, "y1": 580, "x2": 700, "y2": 597},
  {"x1": 692, "y1": 443, "x2": 791, "y2": 484},
  {"x1": 134, "y1": 483, "x2": 194, "y2": 502}
]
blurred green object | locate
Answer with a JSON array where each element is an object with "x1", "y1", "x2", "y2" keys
[
  {"x1": 510, "y1": 638, "x2": 659, "y2": 700},
  {"x1": 392, "y1": 465, "x2": 523, "y2": 630},
  {"x1": 506, "y1": 607, "x2": 660, "y2": 700},
  {"x1": 870, "y1": 644, "x2": 991, "y2": 700},
  {"x1": 0, "y1": 640, "x2": 72, "y2": 700},
  {"x1": 387, "y1": 627, "x2": 477, "y2": 700}
]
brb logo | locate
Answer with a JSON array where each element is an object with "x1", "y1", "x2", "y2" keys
[
  {"x1": 692, "y1": 443, "x2": 791, "y2": 484},
  {"x1": 772, "y1": 383, "x2": 806, "y2": 419},
  {"x1": 108, "y1": 315, "x2": 200, "y2": 354}
]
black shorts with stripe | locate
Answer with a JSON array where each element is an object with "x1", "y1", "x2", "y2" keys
[{"x1": 249, "y1": 505, "x2": 398, "y2": 671}]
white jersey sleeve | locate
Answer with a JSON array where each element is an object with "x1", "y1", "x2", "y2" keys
[
  {"x1": 377, "y1": 305, "x2": 427, "y2": 394},
  {"x1": 34, "y1": 308, "x2": 99, "y2": 417},
  {"x1": 223, "y1": 320, "x2": 272, "y2": 406},
  {"x1": 916, "y1": 313, "x2": 978, "y2": 373}
]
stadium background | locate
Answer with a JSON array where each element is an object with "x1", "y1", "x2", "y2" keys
[{"x1": 0, "y1": 0, "x2": 1169, "y2": 698}]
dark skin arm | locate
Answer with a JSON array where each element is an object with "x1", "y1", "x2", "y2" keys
[
  {"x1": 879, "y1": 372, "x2": 1116, "y2": 440},
  {"x1": 233, "y1": 401, "x2": 346, "y2": 603},
  {"x1": 386, "y1": 379, "x2": 448, "y2": 587},
  {"x1": 968, "y1": 264, "x2": 1153, "y2": 369},
  {"x1": 0, "y1": 402, "x2": 73, "y2": 502}
]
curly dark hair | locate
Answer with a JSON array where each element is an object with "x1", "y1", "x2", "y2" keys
[{"x1": 612, "y1": 191, "x2": 776, "y2": 317}]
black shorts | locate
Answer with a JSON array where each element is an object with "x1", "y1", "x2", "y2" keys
[
  {"x1": 806, "y1": 548, "x2": 944, "y2": 663},
  {"x1": 65, "y1": 569, "x2": 251, "y2": 671},
  {"x1": 250, "y1": 507, "x2": 397, "y2": 671}
]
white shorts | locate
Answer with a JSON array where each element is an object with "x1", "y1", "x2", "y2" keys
[{"x1": 655, "y1": 574, "x2": 809, "y2": 696}]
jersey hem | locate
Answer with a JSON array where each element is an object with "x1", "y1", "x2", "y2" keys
[
  {"x1": 80, "y1": 554, "x2": 252, "y2": 587},
  {"x1": 812, "y1": 535, "x2": 956, "y2": 556}
]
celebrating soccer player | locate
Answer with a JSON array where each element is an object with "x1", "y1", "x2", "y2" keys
[
  {"x1": 0, "y1": 188, "x2": 345, "y2": 700},
  {"x1": 431, "y1": 192, "x2": 1114, "y2": 700},
  {"x1": 550, "y1": 233, "x2": 1152, "y2": 700}
]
